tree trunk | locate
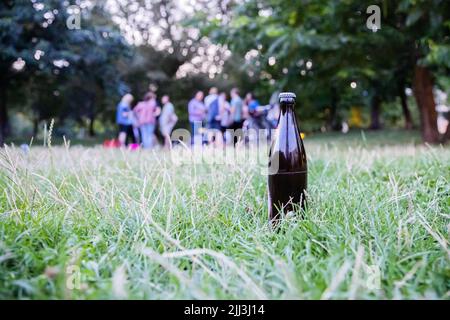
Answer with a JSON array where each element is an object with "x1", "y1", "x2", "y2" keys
[
  {"x1": 328, "y1": 87, "x2": 341, "y2": 131},
  {"x1": 0, "y1": 86, "x2": 8, "y2": 147},
  {"x1": 444, "y1": 115, "x2": 450, "y2": 143},
  {"x1": 399, "y1": 86, "x2": 413, "y2": 130},
  {"x1": 88, "y1": 114, "x2": 96, "y2": 137},
  {"x1": 33, "y1": 117, "x2": 40, "y2": 136},
  {"x1": 412, "y1": 65, "x2": 440, "y2": 144},
  {"x1": 88, "y1": 99, "x2": 96, "y2": 137},
  {"x1": 369, "y1": 94, "x2": 381, "y2": 130}
]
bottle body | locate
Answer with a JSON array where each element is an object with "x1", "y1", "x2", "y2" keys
[{"x1": 268, "y1": 93, "x2": 307, "y2": 224}]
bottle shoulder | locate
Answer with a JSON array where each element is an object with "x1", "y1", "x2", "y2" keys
[
  {"x1": 269, "y1": 111, "x2": 307, "y2": 172},
  {"x1": 269, "y1": 138, "x2": 307, "y2": 171}
]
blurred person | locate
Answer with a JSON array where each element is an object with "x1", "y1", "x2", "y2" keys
[
  {"x1": 116, "y1": 93, "x2": 135, "y2": 147},
  {"x1": 204, "y1": 87, "x2": 219, "y2": 111},
  {"x1": 134, "y1": 92, "x2": 161, "y2": 149},
  {"x1": 159, "y1": 95, "x2": 178, "y2": 149},
  {"x1": 266, "y1": 103, "x2": 280, "y2": 129},
  {"x1": 219, "y1": 92, "x2": 233, "y2": 144},
  {"x1": 230, "y1": 88, "x2": 244, "y2": 130},
  {"x1": 267, "y1": 90, "x2": 281, "y2": 128},
  {"x1": 206, "y1": 90, "x2": 221, "y2": 146},
  {"x1": 242, "y1": 92, "x2": 253, "y2": 120},
  {"x1": 204, "y1": 87, "x2": 218, "y2": 145},
  {"x1": 131, "y1": 105, "x2": 141, "y2": 145},
  {"x1": 188, "y1": 91, "x2": 206, "y2": 145},
  {"x1": 245, "y1": 92, "x2": 261, "y2": 116},
  {"x1": 243, "y1": 92, "x2": 272, "y2": 142}
]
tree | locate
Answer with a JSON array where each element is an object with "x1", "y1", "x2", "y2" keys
[
  {"x1": 391, "y1": 0, "x2": 449, "y2": 143},
  {"x1": 191, "y1": 0, "x2": 356, "y2": 127},
  {"x1": 194, "y1": 0, "x2": 450, "y2": 143},
  {"x1": 0, "y1": 0, "x2": 130, "y2": 144},
  {"x1": 108, "y1": 0, "x2": 230, "y2": 80}
]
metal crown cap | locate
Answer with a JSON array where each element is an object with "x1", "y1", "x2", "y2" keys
[{"x1": 279, "y1": 92, "x2": 296, "y2": 103}]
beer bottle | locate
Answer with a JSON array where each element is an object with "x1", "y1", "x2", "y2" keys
[{"x1": 268, "y1": 92, "x2": 307, "y2": 225}]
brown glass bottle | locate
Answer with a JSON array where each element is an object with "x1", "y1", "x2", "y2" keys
[{"x1": 268, "y1": 92, "x2": 307, "y2": 225}]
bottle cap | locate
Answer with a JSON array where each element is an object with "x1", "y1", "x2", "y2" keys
[{"x1": 279, "y1": 92, "x2": 296, "y2": 103}]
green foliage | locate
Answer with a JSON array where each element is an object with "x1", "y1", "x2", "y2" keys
[
  {"x1": 1, "y1": 0, "x2": 450, "y2": 140},
  {"x1": 0, "y1": 0, "x2": 131, "y2": 138},
  {"x1": 193, "y1": 0, "x2": 450, "y2": 130}
]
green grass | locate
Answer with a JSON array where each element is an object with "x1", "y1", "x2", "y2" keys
[{"x1": 0, "y1": 130, "x2": 448, "y2": 299}]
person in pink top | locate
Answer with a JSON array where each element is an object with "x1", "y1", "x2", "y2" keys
[{"x1": 134, "y1": 92, "x2": 161, "y2": 149}]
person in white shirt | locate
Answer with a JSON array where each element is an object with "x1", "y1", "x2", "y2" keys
[
  {"x1": 159, "y1": 95, "x2": 178, "y2": 149},
  {"x1": 219, "y1": 92, "x2": 233, "y2": 144}
]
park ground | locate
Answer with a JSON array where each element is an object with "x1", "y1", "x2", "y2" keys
[{"x1": 0, "y1": 130, "x2": 449, "y2": 299}]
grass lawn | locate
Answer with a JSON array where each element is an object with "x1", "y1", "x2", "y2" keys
[{"x1": 0, "y1": 130, "x2": 448, "y2": 299}]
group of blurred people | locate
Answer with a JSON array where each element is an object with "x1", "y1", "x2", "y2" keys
[
  {"x1": 116, "y1": 87, "x2": 280, "y2": 149},
  {"x1": 188, "y1": 87, "x2": 243, "y2": 146},
  {"x1": 188, "y1": 87, "x2": 280, "y2": 146},
  {"x1": 116, "y1": 92, "x2": 177, "y2": 149}
]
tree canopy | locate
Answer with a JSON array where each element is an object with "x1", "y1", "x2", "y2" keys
[
  {"x1": 1, "y1": 0, "x2": 449, "y2": 145},
  {"x1": 193, "y1": 0, "x2": 450, "y2": 142}
]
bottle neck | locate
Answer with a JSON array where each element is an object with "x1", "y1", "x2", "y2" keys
[{"x1": 280, "y1": 103, "x2": 295, "y2": 113}]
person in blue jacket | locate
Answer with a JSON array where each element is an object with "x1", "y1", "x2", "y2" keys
[{"x1": 116, "y1": 93, "x2": 135, "y2": 146}]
